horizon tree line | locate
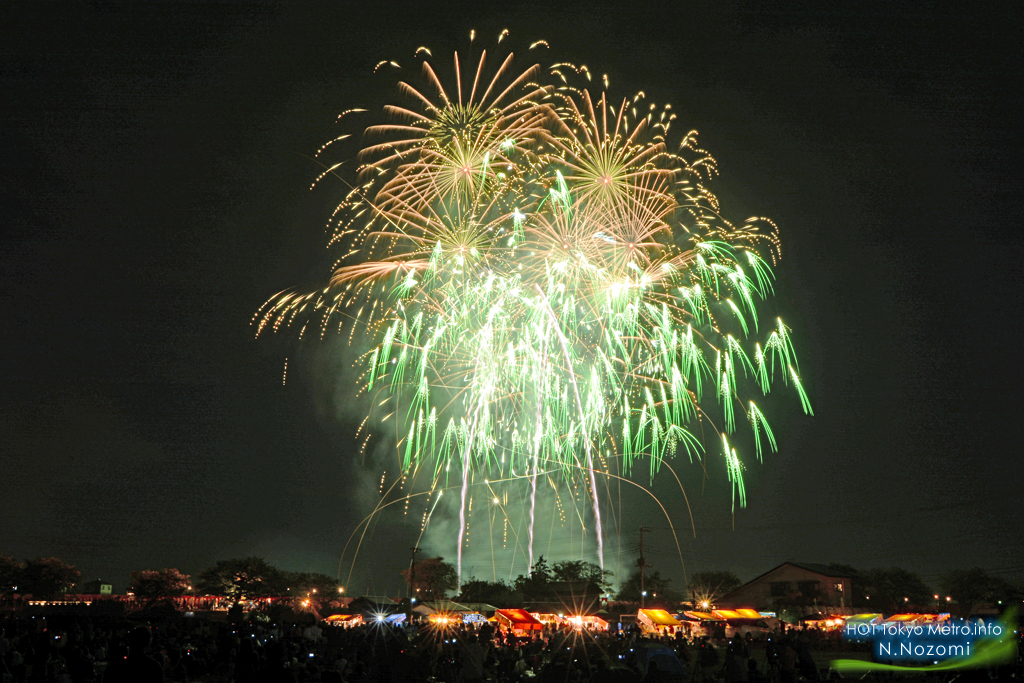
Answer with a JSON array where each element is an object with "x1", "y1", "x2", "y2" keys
[{"x1": 2, "y1": 553, "x2": 1019, "y2": 615}]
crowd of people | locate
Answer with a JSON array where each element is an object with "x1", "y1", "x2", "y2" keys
[{"x1": 0, "y1": 612, "x2": 1015, "y2": 683}]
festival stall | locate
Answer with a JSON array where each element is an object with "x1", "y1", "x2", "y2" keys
[
  {"x1": 638, "y1": 608, "x2": 682, "y2": 635},
  {"x1": 418, "y1": 601, "x2": 489, "y2": 626},
  {"x1": 843, "y1": 614, "x2": 883, "y2": 641},
  {"x1": 427, "y1": 612, "x2": 486, "y2": 626},
  {"x1": 677, "y1": 611, "x2": 727, "y2": 638},
  {"x1": 529, "y1": 612, "x2": 561, "y2": 627},
  {"x1": 712, "y1": 609, "x2": 763, "y2": 620},
  {"x1": 530, "y1": 613, "x2": 609, "y2": 631},
  {"x1": 706, "y1": 608, "x2": 772, "y2": 637},
  {"x1": 495, "y1": 608, "x2": 543, "y2": 635},
  {"x1": 884, "y1": 613, "x2": 950, "y2": 626},
  {"x1": 324, "y1": 613, "x2": 364, "y2": 628},
  {"x1": 570, "y1": 614, "x2": 609, "y2": 631},
  {"x1": 800, "y1": 613, "x2": 845, "y2": 630},
  {"x1": 845, "y1": 614, "x2": 883, "y2": 625}
]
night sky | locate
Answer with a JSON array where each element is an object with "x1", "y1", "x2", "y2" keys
[{"x1": 3, "y1": 1, "x2": 1022, "y2": 595}]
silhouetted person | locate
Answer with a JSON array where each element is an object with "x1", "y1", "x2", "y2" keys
[
  {"x1": 698, "y1": 637, "x2": 719, "y2": 671},
  {"x1": 644, "y1": 658, "x2": 677, "y2": 683},
  {"x1": 235, "y1": 638, "x2": 260, "y2": 683},
  {"x1": 461, "y1": 633, "x2": 485, "y2": 683},
  {"x1": 103, "y1": 626, "x2": 162, "y2": 683},
  {"x1": 254, "y1": 641, "x2": 296, "y2": 683},
  {"x1": 779, "y1": 639, "x2": 797, "y2": 683},
  {"x1": 725, "y1": 641, "x2": 748, "y2": 683},
  {"x1": 747, "y1": 659, "x2": 768, "y2": 683},
  {"x1": 795, "y1": 637, "x2": 818, "y2": 681}
]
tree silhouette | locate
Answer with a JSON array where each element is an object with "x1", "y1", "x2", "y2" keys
[
  {"x1": 129, "y1": 568, "x2": 191, "y2": 602},
  {"x1": 20, "y1": 557, "x2": 80, "y2": 599},
  {"x1": 616, "y1": 568, "x2": 680, "y2": 605},
  {"x1": 552, "y1": 560, "x2": 614, "y2": 593},
  {"x1": 198, "y1": 557, "x2": 283, "y2": 601},
  {"x1": 941, "y1": 568, "x2": 1020, "y2": 614},
  {"x1": 513, "y1": 556, "x2": 554, "y2": 595},
  {"x1": 400, "y1": 556, "x2": 457, "y2": 599},
  {"x1": 687, "y1": 570, "x2": 742, "y2": 604},
  {"x1": 0, "y1": 556, "x2": 21, "y2": 596}
]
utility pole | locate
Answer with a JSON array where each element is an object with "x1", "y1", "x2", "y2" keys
[
  {"x1": 407, "y1": 546, "x2": 419, "y2": 622},
  {"x1": 637, "y1": 526, "x2": 651, "y2": 609}
]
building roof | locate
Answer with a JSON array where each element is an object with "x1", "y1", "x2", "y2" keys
[
  {"x1": 787, "y1": 563, "x2": 855, "y2": 578},
  {"x1": 718, "y1": 562, "x2": 852, "y2": 603}
]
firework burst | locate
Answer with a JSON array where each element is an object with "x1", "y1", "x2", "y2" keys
[{"x1": 255, "y1": 33, "x2": 812, "y2": 584}]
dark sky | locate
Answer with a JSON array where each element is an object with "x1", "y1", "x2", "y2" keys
[{"x1": 2, "y1": 1, "x2": 1022, "y2": 595}]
